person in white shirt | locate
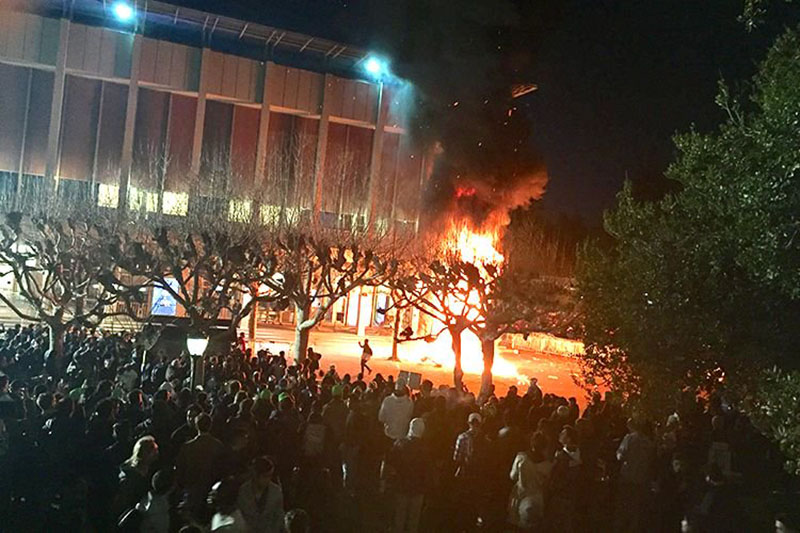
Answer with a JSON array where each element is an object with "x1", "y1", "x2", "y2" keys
[
  {"x1": 209, "y1": 479, "x2": 248, "y2": 533},
  {"x1": 379, "y1": 383, "x2": 414, "y2": 442}
]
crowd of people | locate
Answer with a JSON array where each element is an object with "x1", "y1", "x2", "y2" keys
[{"x1": 0, "y1": 322, "x2": 797, "y2": 532}]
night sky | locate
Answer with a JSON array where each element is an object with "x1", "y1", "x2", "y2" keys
[{"x1": 184, "y1": 0, "x2": 800, "y2": 222}]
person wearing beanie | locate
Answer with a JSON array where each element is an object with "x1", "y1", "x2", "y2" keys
[
  {"x1": 322, "y1": 384, "x2": 348, "y2": 446},
  {"x1": 387, "y1": 417, "x2": 431, "y2": 533}
]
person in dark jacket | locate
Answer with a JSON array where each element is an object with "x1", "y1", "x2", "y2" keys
[
  {"x1": 113, "y1": 435, "x2": 159, "y2": 522},
  {"x1": 176, "y1": 413, "x2": 226, "y2": 519},
  {"x1": 387, "y1": 417, "x2": 431, "y2": 533}
]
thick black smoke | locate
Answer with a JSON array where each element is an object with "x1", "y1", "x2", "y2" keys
[{"x1": 369, "y1": 0, "x2": 559, "y2": 229}]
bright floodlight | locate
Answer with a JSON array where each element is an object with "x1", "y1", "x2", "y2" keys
[
  {"x1": 364, "y1": 56, "x2": 387, "y2": 78},
  {"x1": 112, "y1": 1, "x2": 134, "y2": 22},
  {"x1": 186, "y1": 336, "x2": 209, "y2": 357}
]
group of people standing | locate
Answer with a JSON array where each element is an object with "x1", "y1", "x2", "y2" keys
[{"x1": 0, "y1": 323, "x2": 797, "y2": 532}]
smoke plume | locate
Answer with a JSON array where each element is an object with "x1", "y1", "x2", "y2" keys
[{"x1": 371, "y1": 0, "x2": 557, "y2": 230}]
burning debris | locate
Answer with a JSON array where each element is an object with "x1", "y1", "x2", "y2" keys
[{"x1": 511, "y1": 83, "x2": 538, "y2": 99}]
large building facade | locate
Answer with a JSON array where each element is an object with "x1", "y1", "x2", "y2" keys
[
  {"x1": 0, "y1": 0, "x2": 424, "y2": 331},
  {"x1": 0, "y1": 0, "x2": 423, "y2": 226}
]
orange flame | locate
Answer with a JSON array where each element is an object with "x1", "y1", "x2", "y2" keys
[{"x1": 403, "y1": 222, "x2": 524, "y2": 383}]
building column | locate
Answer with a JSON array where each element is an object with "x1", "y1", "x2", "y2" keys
[
  {"x1": 190, "y1": 48, "x2": 213, "y2": 177},
  {"x1": 15, "y1": 68, "x2": 33, "y2": 206},
  {"x1": 44, "y1": 19, "x2": 70, "y2": 196},
  {"x1": 89, "y1": 82, "x2": 106, "y2": 202},
  {"x1": 388, "y1": 132, "x2": 402, "y2": 230},
  {"x1": 366, "y1": 82, "x2": 387, "y2": 229},
  {"x1": 118, "y1": 33, "x2": 143, "y2": 211},
  {"x1": 312, "y1": 74, "x2": 333, "y2": 223},
  {"x1": 254, "y1": 62, "x2": 272, "y2": 185},
  {"x1": 414, "y1": 152, "x2": 428, "y2": 235}
]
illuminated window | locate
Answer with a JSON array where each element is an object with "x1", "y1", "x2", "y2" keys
[
  {"x1": 162, "y1": 191, "x2": 188, "y2": 216},
  {"x1": 128, "y1": 186, "x2": 158, "y2": 212},
  {"x1": 97, "y1": 183, "x2": 120, "y2": 208},
  {"x1": 260, "y1": 204, "x2": 280, "y2": 226},
  {"x1": 259, "y1": 204, "x2": 301, "y2": 226},
  {"x1": 228, "y1": 198, "x2": 252, "y2": 222}
]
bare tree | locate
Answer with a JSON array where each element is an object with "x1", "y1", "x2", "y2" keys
[
  {"x1": 258, "y1": 226, "x2": 398, "y2": 363},
  {"x1": 389, "y1": 250, "x2": 487, "y2": 390},
  {"x1": 470, "y1": 220, "x2": 581, "y2": 398},
  {"x1": 0, "y1": 199, "x2": 145, "y2": 365},
  {"x1": 111, "y1": 204, "x2": 276, "y2": 340}
]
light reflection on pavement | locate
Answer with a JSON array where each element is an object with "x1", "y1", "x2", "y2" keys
[{"x1": 253, "y1": 327, "x2": 587, "y2": 404}]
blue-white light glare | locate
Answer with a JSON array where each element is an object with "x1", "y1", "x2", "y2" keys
[
  {"x1": 364, "y1": 56, "x2": 388, "y2": 79},
  {"x1": 112, "y1": 1, "x2": 134, "y2": 22}
]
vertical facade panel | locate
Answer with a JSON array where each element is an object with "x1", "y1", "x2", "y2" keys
[
  {"x1": 253, "y1": 62, "x2": 265, "y2": 104},
  {"x1": 354, "y1": 82, "x2": 370, "y2": 122},
  {"x1": 23, "y1": 70, "x2": 54, "y2": 175},
  {"x1": 186, "y1": 47, "x2": 201, "y2": 91},
  {"x1": 99, "y1": 30, "x2": 117, "y2": 77},
  {"x1": 113, "y1": 32, "x2": 134, "y2": 78},
  {"x1": 307, "y1": 72, "x2": 323, "y2": 114},
  {"x1": 38, "y1": 17, "x2": 61, "y2": 66},
  {"x1": 83, "y1": 25, "x2": 102, "y2": 73},
  {"x1": 344, "y1": 125, "x2": 373, "y2": 214},
  {"x1": 265, "y1": 113, "x2": 318, "y2": 210},
  {"x1": 340, "y1": 79, "x2": 356, "y2": 120},
  {"x1": 59, "y1": 76, "x2": 101, "y2": 180},
  {"x1": 296, "y1": 70, "x2": 312, "y2": 112},
  {"x1": 95, "y1": 83, "x2": 128, "y2": 183},
  {"x1": 154, "y1": 41, "x2": 172, "y2": 86},
  {"x1": 170, "y1": 44, "x2": 188, "y2": 89},
  {"x1": 266, "y1": 65, "x2": 286, "y2": 106},
  {"x1": 235, "y1": 58, "x2": 250, "y2": 100},
  {"x1": 22, "y1": 15, "x2": 43, "y2": 63},
  {"x1": 165, "y1": 94, "x2": 196, "y2": 191},
  {"x1": 221, "y1": 55, "x2": 238, "y2": 98},
  {"x1": 379, "y1": 132, "x2": 401, "y2": 220},
  {"x1": 4, "y1": 12, "x2": 26, "y2": 60},
  {"x1": 295, "y1": 117, "x2": 319, "y2": 209},
  {"x1": 367, "y1": 84, "x2": 380, "y2": 121},
  {"x1": 138, "y1": 38, "x2": 158, "y2": 84},
  {"x1": 66, "y1": 24, "x2": 86, "y2": 71},
  {"x1": 0, "y1": 15, "x2": 8, "y2": 57},
  {"x1": 394, "y1": 137, "x2": 423, "y2": 221},
  {"x1": 230, "y1": 105, "x2": 259, "y2": 189},
  {"x1": 265, "y1": 111, "x2": 292, "y2": 206},
  {"x1": 283, "y1": 68, "x2": 300, "y2": 110},
  {"x1": 204, "y1": 51, "x2": 223, "y2": 96},
  {"x1": 326, "y1": 77, "x2": 343, "y2": 118},
  {"x1": 132, "y1": 88, "x2": 169, "y2": 189},
  {"x1": 0, "y1": 64, "x2": 27, "y2": 172},
  {"x1": 200, "y1": 100, "x2": 233, "y2": 180},
  {"x1": 322, "y1": 122, "x2": 346, "y2": 214}
]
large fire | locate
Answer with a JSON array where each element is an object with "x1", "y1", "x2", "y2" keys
[{"x1": 402, "y1": 222, "x2": 524, "y2": 382}]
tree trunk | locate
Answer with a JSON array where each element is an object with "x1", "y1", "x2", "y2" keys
[
  {"x1": 295, "y1": 326, "x2": 310, "y2": 365},
  {"x1": 479, "y1": 337, "x2": 495, "y2": 402},
  {"x1": 390, "y1": 310, "x2": 401, "y2": 361},
  {"x1": 75, "y1": 296, "x2": 85, "y2": 323},
  {"x1": 294, "y1": 303, "x2": 311, "y2": 364},
  {"x1": 248, "y1": 300, "x2": 258, "y2": 354},
  {"x1": 451, "y1": 328, "x2": 464, "y2": 391},
  {"x1": 47, "y1": 322, "x2": 66, "y2": 378},
  {"x1": 48, "y1": 322, "x2": 65, "y2": 359}
]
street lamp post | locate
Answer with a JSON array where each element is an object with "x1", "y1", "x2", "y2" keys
[{"x1": 186, "y1": 335, "x2": 209, "y2": 389}]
